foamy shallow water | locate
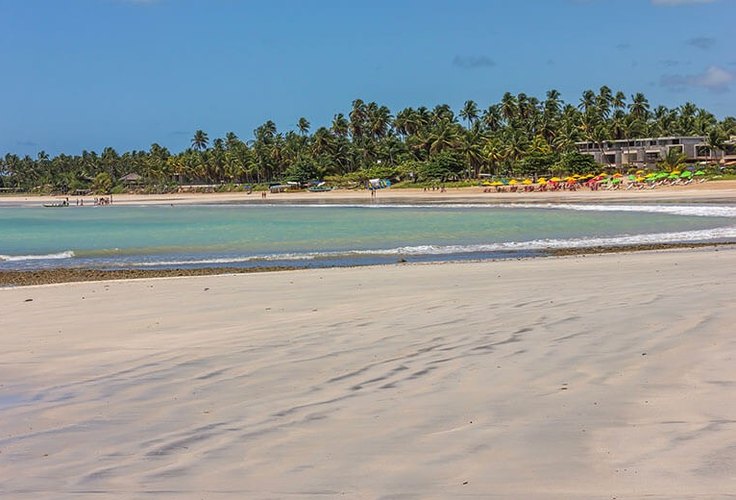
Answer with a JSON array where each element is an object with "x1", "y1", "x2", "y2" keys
[{"x1": 2, "y1": 203, "x2": 735, "y2": 270}]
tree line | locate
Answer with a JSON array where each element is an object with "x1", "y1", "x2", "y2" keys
[{"x1": 1, "y1": 87, "x2": 735, "y2": 193}]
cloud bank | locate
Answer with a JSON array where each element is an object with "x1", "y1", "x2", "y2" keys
[{"x1": 661, "y1": 65, "x2": 734, "y2": 93}]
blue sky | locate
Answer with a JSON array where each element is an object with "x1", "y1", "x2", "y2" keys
[{"x1": 1, "y1": 0, "x2": 734, "y2": 156}]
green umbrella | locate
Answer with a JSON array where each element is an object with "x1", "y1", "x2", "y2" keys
[
  {"x1": 694, "y1": 170, "x2": 706, "y2": 176},
  {"x1": 628, "y1": 174, "x2": 637, "y2": 181},
  {"x1": 680, "y1": 171, "x2": 693, "y2": 178}
]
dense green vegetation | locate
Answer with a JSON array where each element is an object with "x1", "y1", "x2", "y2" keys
[{"x1": 1, "y1": 88, "x2": 734, "y2": 193}]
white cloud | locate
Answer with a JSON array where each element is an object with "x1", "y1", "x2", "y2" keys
[{"x1": 661, "y1": 65, "x2": 735, "y2": 93}]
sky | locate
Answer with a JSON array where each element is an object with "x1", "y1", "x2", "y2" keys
[{"x1": 1, "y1": 0, "x2": 734, "y2": 157}]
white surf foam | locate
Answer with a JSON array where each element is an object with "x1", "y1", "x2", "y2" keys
[
  {"x1": 249, "y1": 202, "x2": 736, "y2": 218},
  {"x1": 0, "y1": 250, "x2": 75, "y2": 262},
  {"x1": 128, "y1": 225, "x2": 736, "y2": 267}
]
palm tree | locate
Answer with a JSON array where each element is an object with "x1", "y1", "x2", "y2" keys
[
  {"x1": 579, "y1": 89, "x2": 596, "y2": 114},
  {"x1": 191, "y1": 130, "x2": 209, "y2": 151},
  {"x1": 331, "y1": 113, "x2": 349, "y2": 138},
  {"x1": 705, "y1": 127, "x2": 726, "y2": 162},
  {"x1": 482, "y1": 104, "x2": 503, "y2": 132},
  {"x1": 659, "y1": 147, "x2": 686, "y2": 172},
  {"x1": 297, "y1": 117, "x2": 311, "y2": 136},
  {"x1": 628, "y1": 93, "x2": 650, "y2": 122},
  {"x1": 500, "y1": 92, "x2": 517, "y2": 124},
  {"x1": 459, "y1": 100, "x2": 479, "y2": 128}
]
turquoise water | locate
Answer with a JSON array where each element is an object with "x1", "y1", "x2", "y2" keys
[{"x1": 1, "y1": 203, "x2": 736, "y2": 270}]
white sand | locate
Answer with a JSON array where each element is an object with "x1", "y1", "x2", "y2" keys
[
  {"x1": 2, "y1": 180, "x2": 736, "y2": 206},
  {"x1": 2, "y1": 249, "x2": 736, "y2": 498}
]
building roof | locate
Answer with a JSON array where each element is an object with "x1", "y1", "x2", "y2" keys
[
  {"x1": 575, "y1": 136, "x2": 705, "y2": 145},
  {"x1": 119, "y1": 173, "x2": 142, "y2": 182}
]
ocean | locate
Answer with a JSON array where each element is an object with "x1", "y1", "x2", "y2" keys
[{"x1": 1, "y1": 202, "x2": 736, "y2": 271}]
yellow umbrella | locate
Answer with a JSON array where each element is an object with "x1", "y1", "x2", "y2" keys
[
  {"x1": 522, "y1": 179, "x2": 533, "y2": 185},
  {"x1": 565, "y1": 176, "x2": 576, "y2": 182},
  {"x1": 550, "y1": 177, "x2": 561, "y2": 182},
  {"x1": 636, "y1": 170, "x2": 645, "y2": 174},
  {"x1": 508, "y1": 179, "x2": 518, "y2": 185},
  {"x1": 537, "y1": 177, "x2": 547, "y2": 183},
  {"x1": 672, "y1": 170, "x2": 681, "y2": 175},
  {"x1": 538, "y1": 179, "x2": 548, "y2": 185},
  {"x1": 490, "y1": 181, "x2": 503, "y2": 186}
]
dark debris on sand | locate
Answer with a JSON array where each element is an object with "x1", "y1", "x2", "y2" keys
[{"x1": 0, "y1": 266, "x2": 298, "y2": 287}]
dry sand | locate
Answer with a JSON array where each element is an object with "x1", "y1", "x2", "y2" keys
[
  {"x1": 2, "y1": 179, "x2": 736, "y2": 206},
  {"x1": 2, "y1": 248, "x2": 736, "y2": 498}
]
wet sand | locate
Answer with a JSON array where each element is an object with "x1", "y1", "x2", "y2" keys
[{"x1": 2, "y1": 248, "x2": 736, "y2": 498}]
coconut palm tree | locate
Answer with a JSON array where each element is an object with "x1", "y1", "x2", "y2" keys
[
  {"x1": 297, "y1": 117, "x2": 311, "y2": 136},
  {"x1": 459, "y1": 100, "x2": 479, "y2": 128},
  {"x1": 191, "y1": 130, "x2": 209, "y2": 151}
]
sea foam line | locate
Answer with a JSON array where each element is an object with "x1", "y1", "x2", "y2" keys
[
  {"x1": 128, "y1": 225, "x2": 736, "y2": 267},
  {"x1": 244, "y1": 202, "x2": 736, "y2": 218},
  {"x1": 0, "y1": 250, "x2": 75, "y2": 262}
]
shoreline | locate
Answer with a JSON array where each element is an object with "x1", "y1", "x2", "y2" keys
[
  {"x1": 3, "y1": 240, "x2": 735, "y2": 287},
  {"x1": 1, "y1": 180, "x2": 736, "y2": 206}
]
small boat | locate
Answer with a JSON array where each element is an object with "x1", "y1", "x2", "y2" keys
[
  {"x1": 43, "y1": 201, "x2": 69, "y2": 208},
  {"x1": 308, "y1": 186, "x2": 333, "y2": 192}
]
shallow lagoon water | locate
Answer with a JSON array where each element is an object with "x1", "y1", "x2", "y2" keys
[{"x1": 1, "y1": 203, "x2": 736, "y2": 270}]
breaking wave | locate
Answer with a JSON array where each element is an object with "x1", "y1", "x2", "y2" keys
[
  {"x1": 129, "y1": 225, "x2": 736, "y2": 267},
  {"x1": 0, "y1": 250, "x2": 75, "y2": 262}
]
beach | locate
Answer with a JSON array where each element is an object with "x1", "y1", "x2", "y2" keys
[
  {"x1": 2, "y1": 180, "x2": 736, "y2": 207},
  {"x1": 2, "y1": 248, "x2": 736, "y2": 498}
]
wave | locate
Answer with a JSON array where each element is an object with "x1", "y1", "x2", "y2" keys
[
  {"x1": 0, "y1": 250, "x2": 75, "y2": 262},
  {"x1": 248, "y1": 202, "x2": 736, "y2": 218},
  {"x1": 128, "y1": 225, "x2": 736, "y2": 267}
]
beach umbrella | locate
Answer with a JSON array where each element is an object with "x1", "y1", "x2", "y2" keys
[
  {"x1": 680, "y1": 171, "x2": 693, "y2": 178},
  {"x1": 611, "y1": 178, "x2": 621, "y2": 184},
  {"x1": 628, "y1": 174, "x2": 636, "y2": 181},
  {"x1": 538, "y1": 179, "x2": 547, "y2": 185},
  {"x1": 490, "y1": 181, "x2": 503, "y2": 186},
  {"x1": 538, "y1": 177, "x2": 547, "y2": 183},
  {"x1": 668, "y1": 173, "x2": 679, "y2": 179},
  {"x1": 694, "y1": 170, "x2": 706, "y2": 176},
  {"x1": 508, "y1": 179, "x2": 518, "y2": 185},
  {"x1": 636, "y1": 176, "x2": 646, "y2": 182},
  {"x1": 636, "y1": 170, "x2": 645, "y2": 174},
  {"x1": 550, "y1": 177, "x2": 561, "y2": 182},
  {"x1": 672, "y1": 170, "x2": 681, "y2": 175},
  {"x1": 613, "y1": 173, "x2": 623, "y2": 178},
  {"x1": 522, "y1": 179, "x2": 533, "y2": 185}
]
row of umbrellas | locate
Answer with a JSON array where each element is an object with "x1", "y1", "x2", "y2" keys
[{"x1": 483, "y1": 170, "x2": 707, "y2": 187}]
